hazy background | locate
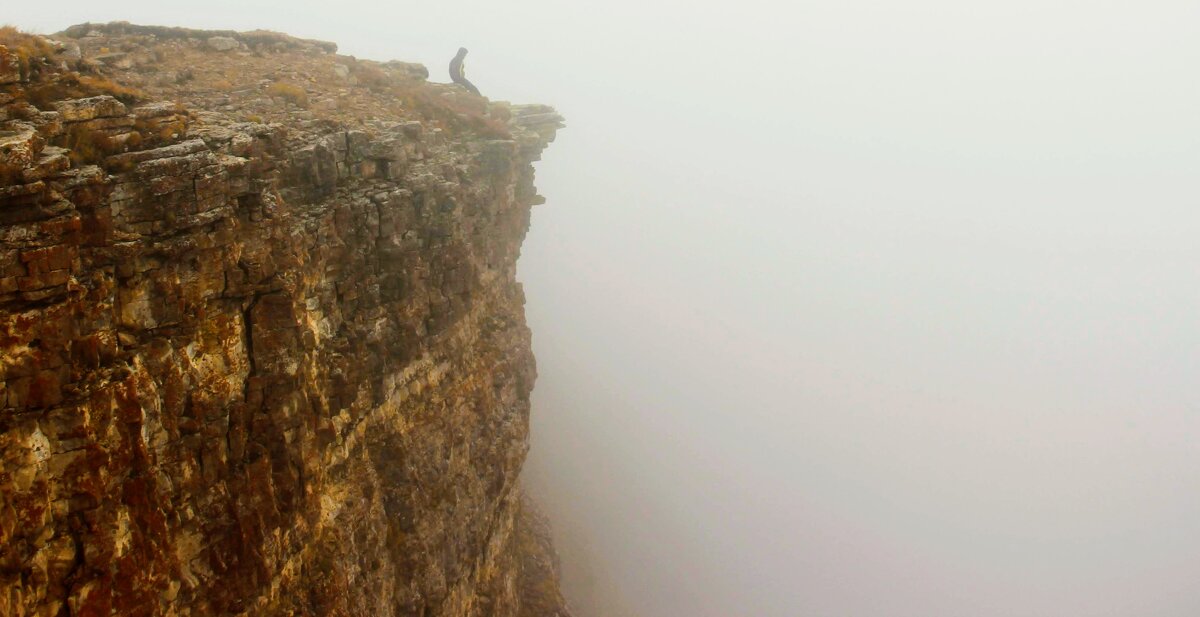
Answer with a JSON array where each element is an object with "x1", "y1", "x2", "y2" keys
[{"x1": 12, "y1": 1, "x2": 1200, "y2": 615}]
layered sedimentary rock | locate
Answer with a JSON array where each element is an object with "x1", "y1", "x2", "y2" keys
[{"x1": 0, "y1": 23, "x2": 570, "y2": 617}]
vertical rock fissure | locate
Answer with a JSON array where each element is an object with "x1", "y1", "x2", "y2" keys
[{"x1": 242, "y1": 293, "x2": 260, "y2": 387}]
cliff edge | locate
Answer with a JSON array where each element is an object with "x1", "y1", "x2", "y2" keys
[{"x1": 0, "y1": 23, "x2": 570, "y2": 617}]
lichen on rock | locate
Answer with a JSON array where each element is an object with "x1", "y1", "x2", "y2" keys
[{"x1": 0, "y1": 22, "x2": 570, "y2": 617}]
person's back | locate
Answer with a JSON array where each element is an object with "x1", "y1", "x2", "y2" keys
[{"x1": 449, "y1": 47, "x2": 481, "y2": 95}]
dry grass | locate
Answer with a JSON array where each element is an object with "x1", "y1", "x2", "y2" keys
[
  {"x1": 3, "y1": 28, "x2": 146, "y2": 109},
  {"x1": 352, "y1": 64, "x2": 392, "y2": 91},
  {"x1": 24, "y1": 72, "x2": 145, "y2": 109},
  {"x1": 399, "y1": 87, "x2": 511, "y2": 139},
  {"x1": 61, "y1": 125, "x2": 130, "y2": 166},
  {"x1": 340, "y1": 60, "x2": 510, "y2": 138},
  {"x1": 0, "y1": 25, "x2": 56, "y2": 80},
  {"x1": 133, "y1": 116, "x2": 187, "y2": 145},
  {"x1": 266, "y1": 81, "x2": 309, "y2": 109},
  {"x1": 77, "y1": 75, "x2": 144, "y2": 102}
]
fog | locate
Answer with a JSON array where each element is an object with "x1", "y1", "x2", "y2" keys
[{"x1": 13, "y1": 1, "x2": 1200, "y2": 615}]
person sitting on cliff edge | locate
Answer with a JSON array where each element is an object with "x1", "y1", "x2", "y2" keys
[{"x1": 449, "y1": 47, "x2": 482, "y2": 96}]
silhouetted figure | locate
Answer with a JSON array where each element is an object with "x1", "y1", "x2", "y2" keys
[{"x1": 449, "y1": 47, "x2": 481, "y2": 96}]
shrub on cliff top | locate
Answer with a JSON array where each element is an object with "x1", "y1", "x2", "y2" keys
[{"x1": 266, "y1": 81, "x2": 309, "y2": 109}]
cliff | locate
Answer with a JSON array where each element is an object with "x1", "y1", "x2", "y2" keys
[{"x1": 0, "y1": 23, "x2": 570, "y2": 617}]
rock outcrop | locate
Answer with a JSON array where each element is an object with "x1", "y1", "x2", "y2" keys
[{"x1": 0, "y1": 23, "x2": 570, "y2": 617}]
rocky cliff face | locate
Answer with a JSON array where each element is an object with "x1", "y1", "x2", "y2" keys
[{"x1": 0, "y1": 23, "x2": 570, "y2": 617}]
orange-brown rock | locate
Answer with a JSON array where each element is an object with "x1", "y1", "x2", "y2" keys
[{"x1": 0, "y1": 23, "x2": 571, "y2": 617}]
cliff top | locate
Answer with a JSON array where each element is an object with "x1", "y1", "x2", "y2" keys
[{"x1": 1, "y1": 21, "x2": 563, "y2": 180}]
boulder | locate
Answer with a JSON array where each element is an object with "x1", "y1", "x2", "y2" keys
[
  {"x1": 51, "y1": 96, "x2": 128, "y2": 123},
  {"x1": 206, "y1": 36, "x2": 239, "y2": 52},
  {"x1": 0, "y1": 124, "x2": 43, "y2": 173}
]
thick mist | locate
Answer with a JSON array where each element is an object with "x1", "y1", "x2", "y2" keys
[{"x1": 13, "y1": 1, "x2": 1200, "y2": 615}]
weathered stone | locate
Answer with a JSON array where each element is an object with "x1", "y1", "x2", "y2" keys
[
  {"x1": 206, "y1": 36, "x2": 239, "y2": 51},
  {"x1": 20, "y1": 147, "x2": 70, "y2": 183},
  {"x1": 383, "y1": 59, "x2": 430, "y2": 81},
  {"x1": 132, "y1": 101, "x2": 180, "y2": 119},
  {"x1": 0, "y1": 46, "x2": 19, "y2": 84},
  {"x1": 51, "y1": 95, "x2": 127, "y2": 122},
  {"x1": 57, "y1": 41, "x2": 82, "y2": 62},
  {"x1": 5, "y1": 101, "x2": 40, "y2": 121},
  {"x1": 0, "y1": 179, "x2": 46, "y2": 200},
  {"x1": 35, "y1": 111, "x2": 64, "y2": 139},
  {"x1": 104, "y1": 138, "x2": 207, "y2": 167},
  {"x1": 0, "y1": 124, "x2": 43, "y2": 172},
  {"x1": 70, "y1": 115, "x2": 136, "y2": 132},
  {"x1": 93, "y1": 52, "x2": 132, "y2": 69}
]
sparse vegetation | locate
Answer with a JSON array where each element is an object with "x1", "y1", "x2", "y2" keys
[
  {"x1": 23, "y1": 72, "x2": 145, "y2": 109},
  {"x1": 336, "y1": 59, "x2": 510, "y2": 137},
  {"x1": 0, "y1": 25, "x2": 56, "y2": 81},
  {"x1": 5, "y1": 24, "x2": 511, "y2": 148},
  {"x1": 76, "y1": 75, "x2": 144, "y2": 102},
  {"x1": 352, "y1": 64, "x2": 392, "y2": 91},
  {"x1": 266, "y1": 81, "x2": 309, "y2": 109},
  {"x1": 133, "y1": 115, "x2": 187, "y2": 145},
  {"x1": 399, "y1": 86, "x2": 511, "y2": 139},
  {"x1": 60, "y1": 125, "x2": 125, "y2": 166}
]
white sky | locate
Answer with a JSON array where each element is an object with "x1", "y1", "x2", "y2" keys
[{"x1": 10, "y1": 2, "x2": 1200, "y2": 615}]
